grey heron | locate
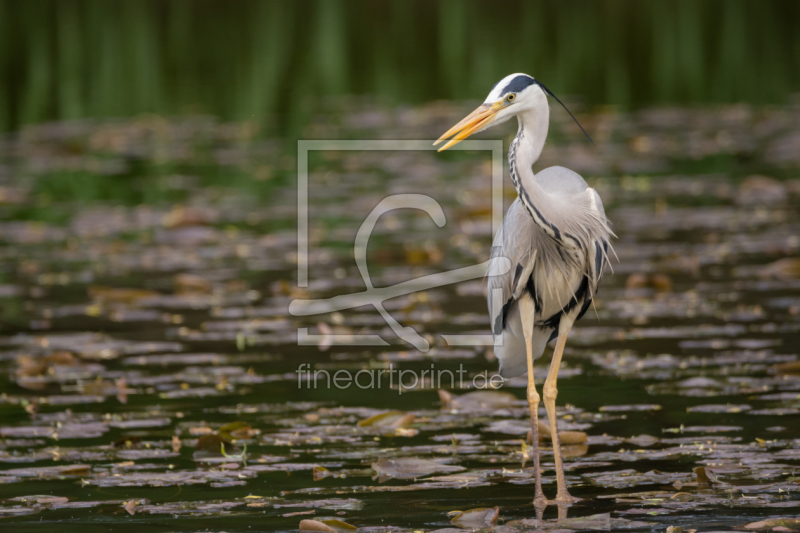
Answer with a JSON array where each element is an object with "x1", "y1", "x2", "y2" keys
[{"x1": 436, "y1": 73, "x2": 612, "y2": 508}]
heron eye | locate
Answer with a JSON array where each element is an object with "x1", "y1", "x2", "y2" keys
[{"x1": 507, "y1": 94, "x2": 516, "y2": 102}]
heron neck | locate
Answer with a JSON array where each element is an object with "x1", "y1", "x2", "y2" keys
[
  {"x1": 514, "y1": 107, "x2": 548, "y2": 169},
  {"x1": 508, "y1": 107, "x2": 567, "y2": 244}
]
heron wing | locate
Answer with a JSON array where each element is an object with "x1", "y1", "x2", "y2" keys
[{"x1": 486, "y1": 198, "x2": 537, "y2": 335}]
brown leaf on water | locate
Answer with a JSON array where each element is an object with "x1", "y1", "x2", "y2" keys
[
  {"x1": 775, "y1": 361, "x2": 800, "y2": 375},
  {"x1": 626, "y1": 272, "x2": 673, "y2": 292},
  {"x1": 438, "y1": 389, "x2": 518, "y2": 409},
  {"x1": 162, "y1": 205, "x2": 217, "y2": 228},
  {"x1": 298, "y1": 519, "x2": 337, "y2": 532},
  {"x1": 124, "y1": 500, "x2": 137, "y2": 515},
  {"x1": 557, "y1": 431, "x2": 588, "y2": 445},
  {"x1": 14, "y1": 351, "x2": 80, "y2": 390},
  {"x1": 437, "y1": 389, "x2": 454, "y2": 405},
  {"x1": 357, "y1": 411, "x2": 415, "y2": 428},
  {"x1": 562, "y1": 443, "x2": 590, "y2": 457},
  {"x1": 174, "y1": 273, "x2": 213, "y2": 294},
  {"x1": 743, "y1": 517, "x2": 800, "y2": 531},
  {"x1": 693, "y1": 466, "x2": 711, "y2": 486},
  {"x1": 36, "y1": 496, "x2": 69, "y2": 505},
  {"x1": 313, "y1": 466, "x2": 330, "y2": 481},
  {"x1": 14, "y1": 360, "x2": 47, "y2": 389},
  {"x1": 527, "y1": 422, "x2": 588, "y2": 445},
  {"x1": 758, "y1": 257, "x2": 800, "y2": 280},
  {"x1": 318, "y1": 519, "x2": 357, "y2": 531},
  {"x1": 283, "y1": 510, "x2": 315, "y2": 517},
  {"x1": 449, "y1": 506, "x2": 499, "y2": 528},
  {"x1": 219, "y1": 421, "x2": 256, "y2": 440},
  {"x1": 194, "y1": 434, "x2": 237, "y2": 455}
]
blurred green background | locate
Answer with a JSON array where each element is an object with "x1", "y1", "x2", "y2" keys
[{"x1": 1, "y1": 0, "x2": 799, "y2": 134}]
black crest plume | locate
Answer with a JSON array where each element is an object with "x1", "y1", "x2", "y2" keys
[{"x1": 535, "y1": 80, "x2": 595, "y2": 146}]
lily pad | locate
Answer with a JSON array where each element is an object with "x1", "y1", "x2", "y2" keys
[
  {"x1": 449, "y1": 506, "x2": 499, "y2": 528},
  {"x1": 371, "y1": 457, "x2": 465, "y2": 480}
]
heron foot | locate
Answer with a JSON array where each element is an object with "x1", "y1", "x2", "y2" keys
[
  {"x1": 533, "y1": 491, "x2": 548, "y2": 519},
  {"x1": 533, "y1": 491, "x2": 548, "y2": 508},
  {"x1": 551, "y1": 492, "x2": 581, "y2": 505}
]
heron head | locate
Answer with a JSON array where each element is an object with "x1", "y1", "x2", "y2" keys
[{"x1": 435, "y1": 73, "x2": 593, "y2": 151}]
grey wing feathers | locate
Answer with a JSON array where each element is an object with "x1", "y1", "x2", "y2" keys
[
  {"x1": 486, "y1": 198, "x2": 537, "y2": 335},
  {"x1": 535, "y1": 166, "x2": 590, "y2": 196}
]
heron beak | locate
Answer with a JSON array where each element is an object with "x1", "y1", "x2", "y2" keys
[{"x1": 434, "y1": 101, "x2": 503, "y2": 152}]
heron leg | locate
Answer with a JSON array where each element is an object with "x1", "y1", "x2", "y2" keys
[
  {"x1": 544, "y1": 314, "x2": 579, "y2": 504},
  {"x1": 518, "y1": 296, "x2": 547, "y2": 511}
]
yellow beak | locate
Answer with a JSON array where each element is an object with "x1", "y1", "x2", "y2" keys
[{"x1": 434, "y1": 101, "x2": 503, "y2": 152}]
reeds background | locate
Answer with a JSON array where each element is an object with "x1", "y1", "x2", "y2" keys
[{"x1": 1, "y1": 0, "x2": 799, "y2": 133}]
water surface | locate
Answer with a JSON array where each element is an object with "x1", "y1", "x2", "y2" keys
[{"x1": 0, "y1": 101, "x2": 799, "y2": 531}]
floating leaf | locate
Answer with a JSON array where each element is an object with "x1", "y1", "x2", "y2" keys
[
  {"x1": 36, "y1": 497, "x2": 69, "y2": 505},
  {"x1": 283, "y1": 510, "x2": 316, "y2": 517},
  {"x1": 371, "y1": 457, "x2": 465, "y2": 480},
  {"x1": 438, "y1": 389, "x2": 518, "y2": 409},
  {"x1": 1, "y1": 464, "x2": 91, "y2": 478},
  {"x1": 318, "y1": 519, "x2": 357, "y2": 531},
  {"x1": 599, "y1": 404, "x2": 662, "y2": 412},
  {"x1": 449, "y1": 506, "x2": 499, "y2": 528},
  {"x1": 626, "y1": 435, "x2": 660, "y2": 447},
  {"x1": 758, "y1": 257, "x2": 800, "y2": 280},
  {"x1": 776, "y1": 361, "x2": 800, "y2": 375},
  {"x1": 693, "y1": 466, "x2": 714, "y2": 486},
  {"x1": 299, "y1": 519, "x2": 337, "y2": 532},
  {"x1": 124, "y1": 500, "x2": 137, "y2": 515},
  {"x1": 194, "y1": 434, "x2": 237, "y2": 455},
  {"x1": 687, "y1": 404, "x2": 751, "y2": 413},
  {"x1": 525, "y1": 420, "x2": 588, "y2": 444},
  {"x1": 357, "y1": 411, "x2": 415, "y2": 428},
  {"x1": 219, "y1": 421, "x2": 255, "y2": 440},
  {"x1": 743, "y1": 517, "x2": 800, "y2": 531}
]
